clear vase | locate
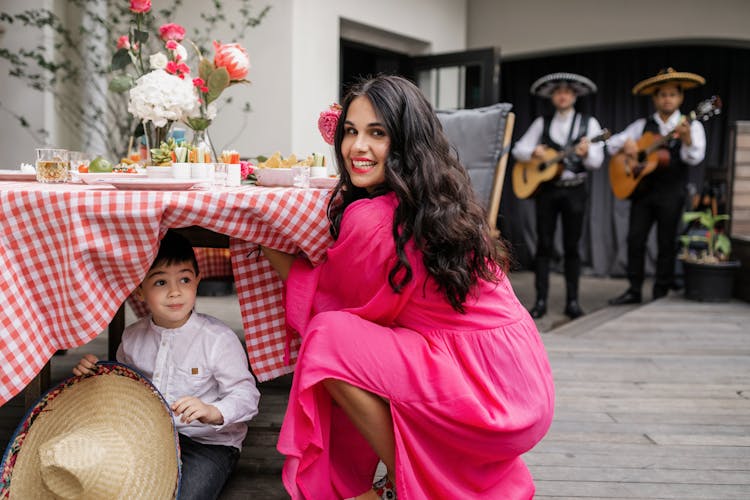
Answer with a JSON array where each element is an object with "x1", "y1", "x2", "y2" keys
[
  {"x1": 143, "y1": 120, "x2": 173, "y2": 165},
  {"x1": 191, "y1": 127, "x2": 217, "y2": 163}
]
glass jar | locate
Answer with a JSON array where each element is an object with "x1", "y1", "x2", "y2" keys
[{"x1": 35, "y1": 148, "x2": 70, "y2": 183}]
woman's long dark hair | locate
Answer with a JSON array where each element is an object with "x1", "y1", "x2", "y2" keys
[{"x1": 327, "y1": 75, "x2": 509, "y2": 312}]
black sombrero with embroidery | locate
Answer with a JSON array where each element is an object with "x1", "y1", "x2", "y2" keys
[
  {"x1": 530, "y1": 72, "x2": 598, "y2": 97},
  {"x1": 632, "y1": 67, "x2": 705, "y2": 96},
  {"x1": 0, "y1": 362, "x2": 181, "y2": 499}
]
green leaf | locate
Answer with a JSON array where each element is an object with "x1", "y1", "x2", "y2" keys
[
  {"x1": 186, "y1": 117, "x2": 211, "y2": 131},
  {"x1": 108, "y1": 74, "x2": 135, "y2": 93},
  {"x1": 110, "y1": 49, "x2": 132, "y2": 71},
  {"x1": 682, "y1": 211, "x2": 704, "y2": 225},
  {"x1": 715, "y1": 234, "x2": 732, "y2": 257},
  {"x1": 199, "y1": 58, "x2": 214, "y2": 82},
  {"x1": 133, "y1": 29, "x2": 149, "y2": 44},
  {"x1": 206, "y1": 67, "x2": 229, "y2": 104}
]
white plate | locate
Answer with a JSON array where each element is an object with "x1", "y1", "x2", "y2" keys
[
  {"x1": 96, "y1": 178, "x2": 202, "y2": 191},
  {"x1": 79, "y1": 172, "x2": 147, "y2": 184},
  {"x1": 310, "y1": 176, "x2": 339, "y2": 189},
  {"x1": 0, "y1": 170, "x2": 37, "y2": 181},
  {"x1": 255, "y1": 168, "x2": 293, "y2": 187}
]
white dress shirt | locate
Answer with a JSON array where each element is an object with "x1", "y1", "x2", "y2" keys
[
  {"x1": 606, "y1": 110, "x2": 706, "y2": 166},
  {"x1": 117, "y1": 312, "x2": 260, "y2": 450},
  {"x1": 512, "y1": 109, "x2": 605, "y2": 179}
]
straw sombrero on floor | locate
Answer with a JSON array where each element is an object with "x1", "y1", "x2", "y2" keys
[
  {"x1": 632, "y1": 67, "x2": 705, "y2": 95},
  {"x1": 530, "y1": 72, "x2": 598, "y2": 97},
  {"x1": 0, "y1": 362, "x2": 180, "y2": 499}
]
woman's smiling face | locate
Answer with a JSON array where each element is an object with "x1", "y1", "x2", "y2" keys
[{"x1": 341, "y1": 96, "x2": 390, "y2": 192}]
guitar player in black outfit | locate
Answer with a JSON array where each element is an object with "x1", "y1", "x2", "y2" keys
[
  {"x1": 512, "y1": 73, "x2": 605, "y2": 319},
  {"x1": 607, "y1": 68, "x2": 706, "y2": 305}
]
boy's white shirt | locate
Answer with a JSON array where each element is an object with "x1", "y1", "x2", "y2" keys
[{"x1": 117, "y1": 311, "x2": 260, "y2": 450}]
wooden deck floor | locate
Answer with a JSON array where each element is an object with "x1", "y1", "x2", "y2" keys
[
  {"x1": 527, "y1": 296, "x2": 750, "y2": 499},
  {"x1": 2, "y1": 282, "x2": 749, "y2": 498}
]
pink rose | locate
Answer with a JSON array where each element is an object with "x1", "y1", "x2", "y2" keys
[
  {"x1": 240, "y1": 160, "x2": 254, "y2": 179},
  {"x1": 213, "y1": 41, "x2": 250, "y2": 81},
  {"x1": 116, "y1": 35, "x2": 130, "y2": 50},
  {"x1": 318, "y1": 103, "x2": 342, "y2": 145},
  {"x1": 159, "y1": 23, "x2": 185, "y2": 42},
  {"x1": 129, "y1": 0, "x2": 151, "y2": 13}
]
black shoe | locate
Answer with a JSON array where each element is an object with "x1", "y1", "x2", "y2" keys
[
  {"x1": 652, "y1": 287, "x2": 668, "y2": 300},
  {"x1": 564, "y1": 300, "x2": 585, "y2": 319},
  {"x1": 529, "y1": 299, "x2": 547, "y2": 319},
  {"x1": 608, "y1": 289, "x2": 642, "y2": 305}
]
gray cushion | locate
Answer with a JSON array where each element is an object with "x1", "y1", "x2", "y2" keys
[{"x1": 436, "y1": 103, "x2": 513, "y2": 208}]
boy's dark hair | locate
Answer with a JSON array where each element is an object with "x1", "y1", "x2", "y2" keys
[{"x1": 151, "y1": 230, "x2": 200, "y2": 275}]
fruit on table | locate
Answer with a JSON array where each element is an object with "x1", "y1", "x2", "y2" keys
[{"x1": 88, "y1": 156, "x2": 113, "y2": 173}]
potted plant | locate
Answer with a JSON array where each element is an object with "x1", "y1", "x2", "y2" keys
[{"x1": 679, "y1": 209, "x2": 740, "y2": 302}]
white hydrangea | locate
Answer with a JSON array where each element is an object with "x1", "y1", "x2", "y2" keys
[
  {"x1": 128, "y1": 69, "x2": 198, "y2": 127},
  {"x1": 149, "y1": 52, "x2": 168, "y2": 70}
]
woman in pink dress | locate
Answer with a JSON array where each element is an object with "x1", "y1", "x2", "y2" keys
[{"x1": 262, "y1": 75, "x2": 554, "y2": 499}]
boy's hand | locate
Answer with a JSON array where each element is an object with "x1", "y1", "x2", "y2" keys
[
  {"x1": 172, "y1": 396, "x2": 224, "y2": 425},
  {"x1": 72, "y1": 354, "x2": 99, "y2": 376}
]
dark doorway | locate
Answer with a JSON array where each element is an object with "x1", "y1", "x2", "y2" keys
[
  {"x1": 340, "y1": 40, "x2": 413, "y2": 97},
  {"x1": 340, "y1": 41, "x2": 499, "y2": 110}
]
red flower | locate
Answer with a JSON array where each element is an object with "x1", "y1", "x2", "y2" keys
[
  {"x1": 159, "y1": 23, "x2": 186, "y2": 42},
  {"x1": 165, "y1": 40, "x2": 178, "y2": 51},
  {"x1": 129, "y1": 0, "x2": 151, "y2": 14},
  {"x1": 240, "y1": 160, "x2": 254, "y2": 179},
  {"x1": 318, "y1": 103, "x2": 343, "y2": 145},
  {"x1": 116, "y1": 35, "x2": 130, "y2": 50},
  {"x1": 213, "y1": 41, "x2": 250, "y2": 81}
]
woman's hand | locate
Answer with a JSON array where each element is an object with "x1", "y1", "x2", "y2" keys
[
  {"x1": 72, "y1": 353, "x2": 99, "y2": 376},
  {"x1": 172, "y1": 396, "x2": 224, "y2": 425},
  {"x1": 261, "y1": 246, "x2": 296, "y2": 280}
]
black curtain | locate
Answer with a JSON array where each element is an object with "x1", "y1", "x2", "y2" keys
[{"x1": 498, "y1": 43, "x2": 750, "y2": 275}]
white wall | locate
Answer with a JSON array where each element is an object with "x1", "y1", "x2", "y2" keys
[
  {"x1": 0, "y1": 0, "x2": 51, "y2": 168},
  {"x1": 289, "y1": 0, "x2": 467, "y2": 158},
  {"x1": 467, "y1": 0, "x2": 750, "y2": 58}
]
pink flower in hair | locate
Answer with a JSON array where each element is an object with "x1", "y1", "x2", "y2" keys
[{"x1": 317, "y1": 103, "x2": 342, "y2": 145}]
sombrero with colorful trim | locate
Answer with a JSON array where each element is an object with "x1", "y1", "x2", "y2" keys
[
  {"x1": 0, "y1": 362, "x2": 180, "y2": 499},
  {"x1": 530, "y1": 72, "x2": 598, "y2": 97},
  {"x1": 632, "y1": 67, "x2": 705, "y2": 96}
]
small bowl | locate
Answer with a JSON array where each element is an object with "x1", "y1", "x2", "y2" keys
[{"x1": 255, "y1": 168, "x2": 293, "y2": 187}]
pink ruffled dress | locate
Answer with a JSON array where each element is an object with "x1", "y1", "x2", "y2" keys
[{"x1": 278, "y1": 192, "x2": 554, "y2": 499}]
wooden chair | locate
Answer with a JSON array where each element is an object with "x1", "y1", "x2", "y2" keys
[{"x1": 436, "y1": 103, "x2": 515, "y2": 238}]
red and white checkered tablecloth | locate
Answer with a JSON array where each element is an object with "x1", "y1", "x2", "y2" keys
[{"x1": 0, "y1": 181, "x2": 333, "y2": 405}]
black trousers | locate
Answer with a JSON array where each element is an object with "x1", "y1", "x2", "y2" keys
[
  {"x1": 626, "y1": 187, "x2": 685, "y2": 295},
  {"x1": 534, "y1": 182, "x2": 587, "y2": 302}
]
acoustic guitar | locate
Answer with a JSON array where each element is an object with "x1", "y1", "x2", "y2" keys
[
  {"x1": 512, "y1": 129, "x2": 611, "y2": 199},
  {"x1": 609, "y1": 96, "x2": 722, "y2": 200}
]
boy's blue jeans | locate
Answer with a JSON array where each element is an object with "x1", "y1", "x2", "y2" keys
[{"x1": 178, "y1": 434, "x2": 240, "y2": 500}]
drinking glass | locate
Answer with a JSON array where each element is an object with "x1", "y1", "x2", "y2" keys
[
  {"x1": 213, "y1": 163, "x2": 228, "y2": 187},
  {"x1": 292, "y1": 165, "x2": 310, "y2": 188},
  {"x1": 35, "y1": 148, "x2": 70, "y2": 183},
  {"x1": 68, "y1": 151, "x2": 90, "y2": 182}
]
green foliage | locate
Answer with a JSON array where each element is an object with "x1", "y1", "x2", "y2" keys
[
  {"x1": 0, "y1": 0, "x2": 270, "y2": 160},
  {"x1": 680, "y1": 209, "x2": 732, "y2": 263}
]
